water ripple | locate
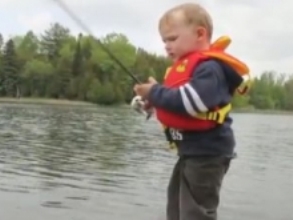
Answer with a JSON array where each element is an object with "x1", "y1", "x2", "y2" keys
[{"x1": 0, "y1": 105, "x2": 291, "y2": 219}]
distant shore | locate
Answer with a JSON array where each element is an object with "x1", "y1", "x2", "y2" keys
[
  {"x1": 0, "y1": 97, "x2": 292, "y2": 114},
  {"x1": 0, "y1": 97, "x2": 94, "y2": 106},
  {"x1": 233, "y1": 108, "x2": 293, "y2": 115}
]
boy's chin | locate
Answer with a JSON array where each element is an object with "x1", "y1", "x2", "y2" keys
[{"x1": 168, "y1": 54, "x2": 178, "y2": 62}]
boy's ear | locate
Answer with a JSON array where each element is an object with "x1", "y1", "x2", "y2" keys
[{"x1": 196, "y1": 26, "x2": 208, "y2": 40}]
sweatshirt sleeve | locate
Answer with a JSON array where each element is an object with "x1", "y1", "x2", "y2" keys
[{"x1": 148, "y1": 60, "x2": 226, "y2": 117}]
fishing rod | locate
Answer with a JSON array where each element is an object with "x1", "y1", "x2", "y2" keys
[
  {"x1": 52, "y1": 0, "x2": 153, "y2": 120},
  {"x1": 52, "y1": 0, "x2": 141, "y2": 84}
]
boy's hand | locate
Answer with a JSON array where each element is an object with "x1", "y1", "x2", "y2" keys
[{"x1": 133, "y1": 77, "x2": 157, "y2": 99}]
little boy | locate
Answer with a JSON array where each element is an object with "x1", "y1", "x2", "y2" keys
[{"x1": 134, "y1": 3, "x2": 250, "y2": 220}]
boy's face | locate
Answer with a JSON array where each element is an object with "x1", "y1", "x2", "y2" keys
[{"x1": 159, "y1": 13, "x2": 207, "y2": 62}]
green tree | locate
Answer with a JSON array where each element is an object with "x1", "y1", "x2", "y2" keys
[
  {"x1": 2, "y1": 39, "x2": 20, "y2": 97},
  {"x1": 40, "y1": 22, "x2": 71, "y2": 63}
]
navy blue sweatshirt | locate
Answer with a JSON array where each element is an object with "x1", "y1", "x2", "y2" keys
[{"x1": 148, "y1": 59, "x2": 243, "y2": 157}]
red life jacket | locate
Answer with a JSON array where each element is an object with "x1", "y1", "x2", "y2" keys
[{"x1": 155, "y1": 48, "x2": 249, "y2": 131}]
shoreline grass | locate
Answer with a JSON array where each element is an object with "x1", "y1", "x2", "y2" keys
[
  {"x1": 0, "y1": 97, "x2": 94, "y2": 106},
  {"x1": 232, "y1": 108, "x2": 293, "y2": 115},
  {"x1": 0, "y1": 97, "x2": 292, "y2": 115}
]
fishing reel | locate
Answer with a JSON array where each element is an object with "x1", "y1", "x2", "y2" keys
[{"x1": 130, "y1": 95, "x2": 154, "y2": 120}]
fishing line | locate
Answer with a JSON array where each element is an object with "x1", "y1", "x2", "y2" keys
[{"x1": 52, "y1": 0, "x2": 141, "y2": 84}]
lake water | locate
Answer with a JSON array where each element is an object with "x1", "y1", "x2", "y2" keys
[{"x1": 0, "y1": 103, "x2": 292, "y2": 220}]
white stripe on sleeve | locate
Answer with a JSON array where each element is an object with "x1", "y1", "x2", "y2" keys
[{"x1": 179, "y1": 83, "x2": 208, "y2": 116}]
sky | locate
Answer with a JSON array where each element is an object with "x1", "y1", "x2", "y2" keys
[{"x1": 0, "y1": 0, "x2": 292, "y2": 76}]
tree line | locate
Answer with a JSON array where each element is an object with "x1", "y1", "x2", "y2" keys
[{"x1": 0, "y1": 22, "x2": 292, "y2": 110}]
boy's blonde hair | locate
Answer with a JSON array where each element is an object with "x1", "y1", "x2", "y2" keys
[{"x1": 159, "y1": 3, "x2": 213, "y2": 40}]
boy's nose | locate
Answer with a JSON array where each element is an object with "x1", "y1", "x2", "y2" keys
[{"x1": 165, "y1": 44, "x2": 171, "y2": 53}]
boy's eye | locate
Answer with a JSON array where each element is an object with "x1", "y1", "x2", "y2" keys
[
  {"x1": 163, "y1": 36, "x2": 178, "y2": 43},
  {"x1": 167, "y1": 36, "x2": 178, "y2": 42}
]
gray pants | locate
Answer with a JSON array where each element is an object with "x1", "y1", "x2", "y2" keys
[{"x1": 167, "y1": 156, "x2": 231, "y2": 220}]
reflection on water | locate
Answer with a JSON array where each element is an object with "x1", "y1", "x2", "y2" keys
[{"x1": 0, "y1": 103, "x2": 292, "y2": 220}]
